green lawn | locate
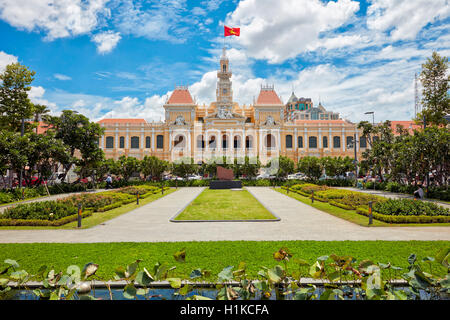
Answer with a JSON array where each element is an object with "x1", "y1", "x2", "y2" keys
[
  {"x1": 0, "y1": 241, "x2": 448, "y2": 280},
  {"x1": 275, "y1": 188, "x2": 450, "y2": 227},
  {"x1": 174, "y1": 188, "x2": 277, "y2": 221},
  {"x1": 0, "y1": 188, "x2": 177, "y2": 230}
]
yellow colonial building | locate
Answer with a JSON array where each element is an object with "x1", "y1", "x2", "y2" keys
[{"x1": 98, "y1": 48, "x2": 368, "y2": 164}]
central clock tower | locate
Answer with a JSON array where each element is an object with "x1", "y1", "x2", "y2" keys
[{"x1": 216, "y1": 47, "x2": 233, "y2": 114}]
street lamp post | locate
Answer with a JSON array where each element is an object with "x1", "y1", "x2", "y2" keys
[
  {"x1": 347, "y1": 133, "x2": 359, "y2": 186},
  {"x1": 365, "y1": 111, "x2": 375, "y2": 125},
  {"x1": 364, "y1": 111, "x2": 376, "y2": 190}
]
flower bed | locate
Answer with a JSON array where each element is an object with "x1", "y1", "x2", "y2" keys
[
  {"x1": 2, "y1": 200, "x2": 79, "y2": 220},
  {"x1": 0, "y1": 186, "x2": 171, "y2": 227},
  {"x1": 282, "y1": 184, "x2": 449, "y2": 224}
]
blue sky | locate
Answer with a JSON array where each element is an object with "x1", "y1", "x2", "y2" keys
[{"x1": 0, "y1": 0, "x2": 449, "y2": 123}]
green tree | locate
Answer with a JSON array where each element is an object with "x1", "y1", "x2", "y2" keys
[
  {"x1": 141, "y1": 156, "x2": 168, "y2": 180},
  {"x1": 46, "y1": 110, "x2": 105, "y2": 182},
  {"x1": 417, "y1": 51, "x2": 449, "y2": 126},
  {"x1": 297, "y1": 156, "x2": 323, "y2": 180},
  {"x1": 170, "y1": 157, "x2": 197, "y2": 180},
  {"x1": 240, "y1": 156, "x2": 261, "y2": 179},
  {"x1": 116, "y1": 156, "x2": 141, "y2": 181},
  {"x1": 0, "y1": 63, "x2": 37, "y2": 133},
  {"x1": 266, "y1": 156, "x2": 295, "y2": 178}
]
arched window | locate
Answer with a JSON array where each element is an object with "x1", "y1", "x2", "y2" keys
[
  {"x1": 360, "y1": 136, "x2": 367, "y2": 148},
  {"x1": 208, "y1": 136, "x2": 216, "y2": 148},
  {"x1": 145, "y1": 136, "x2": 151, "y2": 148},
  {"x1": 174, "y1": 135, "x2": 185, "y2": 148},
  {"x1": 333, "y1": 136, "x2": 341, "y2": 148},
  {"x1": 197, "y1": 135, "x2": 205, "y2": 149},
  {"x1": 130, "y1": 136, "x2": 140, "y2": 149},
  {"x1": 323, "y1": 136, "x2": 328, "y2": 148},
  {"x1": 286, "y1": 135, "x2": 293, "y2": 148},
  {"x1": 156, "y1": 135, "x2": 164, "y2": 149},
  {"x1": 298, "y1": 136, "x2": 303, "y2": 148},
  {"x1": 347, "y1": 136, "x2": 354, "y2": 149},
  {"x1": 245, "y1": 136, "x2": 252, "y2": 149},
  {"x1": 222, "y1": 135, "x2": 228, "y2": 149},
  {"x1": 265, "y1": 134, "x2": 275, "y2": 148},
  {"x1": 234, "y1": 136, "x2": 241, "y2": 149},
  {"x1": 309, "y1": 136, "x2": 317, "y2": 149},
  {"x1": 223, "y1": 64, "x2": 226, "y2": 72},
  {"x1": 106, "y1": 136, "x2": 114, "y2": 149},
  {"x1": 119, "y1": 136, "x2": 125, "y2": 148}
]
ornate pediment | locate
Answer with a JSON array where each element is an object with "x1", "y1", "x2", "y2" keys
[
  {"x1": 173, "y1": 115, "x2": 187, "y2": 125},
  {"x1": 264, "y1": 115, "x2": 276, "y2": 126}
]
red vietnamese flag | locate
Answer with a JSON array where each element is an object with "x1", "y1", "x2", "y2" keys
[{"x1": 224, "y1": 26, "x2": 240, "y2": 37}]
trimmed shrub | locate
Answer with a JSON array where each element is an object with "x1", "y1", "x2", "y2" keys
[
  {"x1": 2, "y1": 200, "x2": 78, "y2": 220},
  {"x1": 356, "y1": 207, "x2": 450, "y2": 224},
  {"x1": 373, "y1": 199, "x2": 449, "y2": 216},
  {"x1": 0, "y1": 211, "x2": 93, "y2": 226}
]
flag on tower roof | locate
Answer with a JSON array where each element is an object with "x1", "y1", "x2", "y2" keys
[{"x1": 224, "y1": 26, "x2": 240, "y2": 37}]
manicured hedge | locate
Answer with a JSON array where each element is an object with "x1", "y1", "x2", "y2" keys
[
  {"x1": 282, "y1": 184, "x2": 449, "y2": 224},
  {"x1": 2, "y1": 200, "x2": 78, "y2": 220},
  {"x1": 373, "y1": 199, "x2": 450, "y2": 217},
  {"x1": 0, "y1": 210, "x2": 93, "y2": 226},
  {"x1": 356, "y1": 207, "x2": 450, "y2": 224}
]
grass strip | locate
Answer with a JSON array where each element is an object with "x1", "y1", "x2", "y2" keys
[
  {"x1": 0, "y1": 241, "x2": 448, "y2": 280},
  {"x1": 174, "y1": 188, "x2": 276, "y2": 221}
]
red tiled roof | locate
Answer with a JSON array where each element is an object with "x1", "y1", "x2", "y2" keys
[
  {"x1": 390, "y1": 121, "x2": 421, "y2": 135},
  {"x1": 167, "y1": 89, "x2": 194, "y2": 104},
  {"x1": 98, "y1": 118, "x2": 147, "y2": 124},
  {"x1": 256, "y1": 90, "x2": 283, "y2": 105},
  {"x1": 35, "y1": 121, "x2": 51, "y2": 134}
]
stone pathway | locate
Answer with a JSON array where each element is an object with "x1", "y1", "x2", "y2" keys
[
  {"x1": 334, "y1": 187, "x2": 450, "y2": 210},
  {"x1": 0, "y1": 187, "x2": 449, "y2": 243}
]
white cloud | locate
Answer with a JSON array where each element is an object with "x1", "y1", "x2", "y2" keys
[
  {"x1": 91, "y1": 30, "x2": 122, "y2": 54},
  {"x1": 224, "y1": 0, "x2": 360, "y2": 63},
  {"x1": 367, "y1": 0, "x2": 450, "y2": 41},
  {"x1": 0, "y1": 51, "x2": 17, "y2": 72},
  {"x1": 54, "y1": 73, "x2": 72, "y2": 81},
  {"x1": 0, "y1": 0, "x2": 110, "y2": 40},
  {"x1": 113, "y1": 0, "x2": 189, "y2": 43}
]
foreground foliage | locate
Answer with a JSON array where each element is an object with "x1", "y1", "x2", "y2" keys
[{"x1": 1, "y1": 246, "x2": 448, "y2": 300}]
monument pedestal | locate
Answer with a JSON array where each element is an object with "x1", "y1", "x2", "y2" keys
[{"x1": 209, "y1": 180, "x2": 242, "y2": 189}]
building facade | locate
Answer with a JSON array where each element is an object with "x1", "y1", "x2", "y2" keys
[{"x1": 98, "y1": 48, "x2": 368, "y2": 164}]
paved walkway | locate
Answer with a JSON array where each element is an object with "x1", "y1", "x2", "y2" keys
[
  {"x1": 0, "y1": 189, "x2": 108, "y2": 213},
  {"x1": 335, "y1": 187, "x2": 450, "y2": 210},
  {"x1": 0, "y1": 187, "x2": 449, "y2": 243}
]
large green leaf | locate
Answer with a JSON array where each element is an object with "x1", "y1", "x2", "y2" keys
[
  {"x1": 218, "y1": 266, "x2": 234, "y2": 282},
  {"x1": 267, "y1": 265, "x2": 284, "y2": 283}
]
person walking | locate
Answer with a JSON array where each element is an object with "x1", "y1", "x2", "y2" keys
[{"x1": 106, "y1": 174, "x2": 112, "y2": 189}]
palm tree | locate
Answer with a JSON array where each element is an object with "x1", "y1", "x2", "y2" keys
[{"x1": 33, "y1": 103, "x2": 50, "y2": 134}]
